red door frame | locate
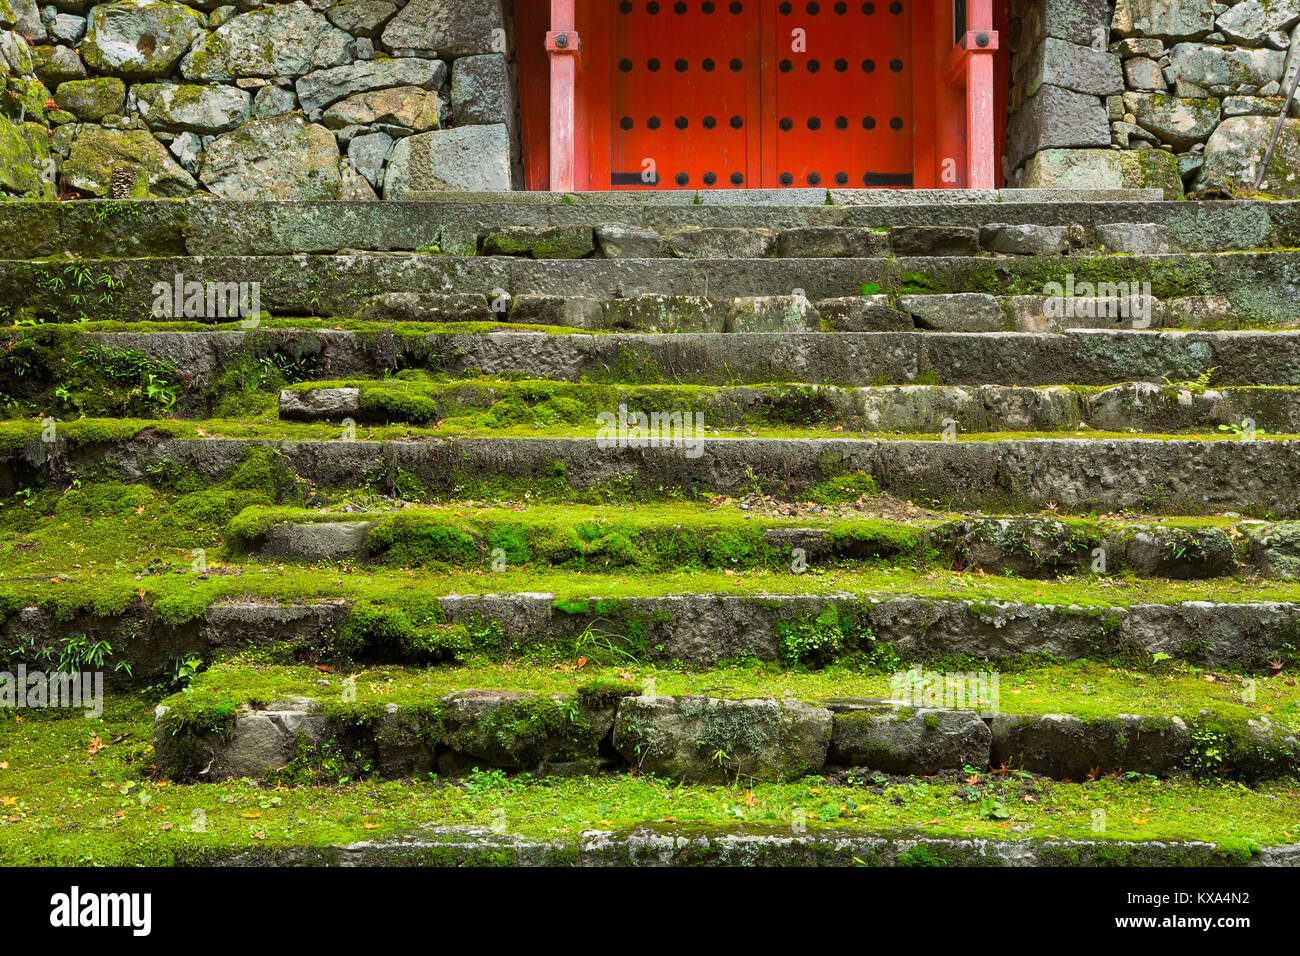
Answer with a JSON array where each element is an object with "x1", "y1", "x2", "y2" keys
[
  {"x1": 523, "y1": 0, "x2": 1000, "y2": 190},
  {"x1": 941, "y1": 0, "x2": 998, "y2": 188}
]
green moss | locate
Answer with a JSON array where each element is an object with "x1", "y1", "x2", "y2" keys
[
  {"x1": 338, "y1": 598, "x2": 469, "y2": 664},
  {"x1": 806, "y1": 472, "x2": 880, "y2": 505}
]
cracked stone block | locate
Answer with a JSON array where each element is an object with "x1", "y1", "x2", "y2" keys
[
  {"x1": 901, "y1": 293, "x2": 1005, "y2": 332},
  {"x1": 480, "y1": 225, "x2": 595, "y2": 259},
  {"x1": 889, "y1": 225, "x2": 980, "y2": 256},
  {"x1": 815, "y1": 295, "x2": 913, "y2": 331},
  {"x1": 1096, "y1": 222, "x2": 1172, "y2": 254},
  {"x1": 666, "y1": 227, "x2": 776, "y2": 258},
  {"x1": 830, "y1": 707, "x2": 992, "y2": 774},
  {"x1": 614, "y1": 695, "x2": 832, "y2": 783},
  {"x1": 980, "y1": 223, "x2": 1071, "y2": 255},
  {"x1": 774, "y1": 227, "x2": 890, "y2": 258},
  {"x1": 594, "y1": 222, "x2": 671, "y2": 258}
]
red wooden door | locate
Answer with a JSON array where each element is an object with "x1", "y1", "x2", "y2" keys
[
  {"x1": 591, "y1": 0, "x2": 927, "y2": 189},
  {"x1": 609, "y1": 1, "x2": 759, "y2": 189},
  {"x1": 763, "y1": 1, "x2": 914, "y2": 188}
]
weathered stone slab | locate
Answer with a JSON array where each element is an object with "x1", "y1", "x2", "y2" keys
[
  {"x1": 614, "y1": 695, "x2": 832, "y2": 782},
  {"x1": 901, "y1": 293, "x2": 1006, "y2": 331},
  {"x1": 889, "y1": 225, "x2": 980, "y2": 256},
  {"x1": 726, "y1": 295, "x2": 819, "y2": 332},
  {"x1": 133, "y1": 82, "x2": 252, "y2": 134},
  {"x1": 816, "y1": 295, "x2": 913, "y2": 331},
  {"x1": 182, "y1": 1, "x2": 354, "y2": 80},
  {"x1": 480, "y1": 225, "x2": 595, "y2": 259},
  {"x1": 1198, "y1": 115, "x2": 1300, "y2": 197},
  {"x1": 1008, "y1": 84, "x2": 1111, "y2": 169},
  {"x1": 594, "y1": 222, "x2": 671, "y2": 259},
  {"x1": 980, "y1": 223, "x2": 1071, "y2": 255},
  {"x1": 199, "y1": 115, "x2": 341, "y2": 200},
  {"x1": 992, "y1": 713, "x2": 1191, "y2": 778},
  {"x1": 1112, "y1": 0, "x2": 1214, "y2": 40},
  {"x1": 380, "y1": 0, "x2": 505, "y2": 57},
  {"x1": 1021, "y1": 148, "x2": 1183, "y2": 198},
  {"x1": 775, "y1": 227, "x2": 890, "y2": 258},
  {"x1": 666, "y1": 227, "x2": 776, "y2": 259},
  {"x1": 450, "y1": 53, "x2": 513, "y2": 127},
  {"x1": 81, "y1": 0, "x2": 204, "y2": 78},
  {"x1": 295, "y1": 57, "x2": 447, "y2": 115},
  {"x1": 383, "y1": 124, "x2": 511, "y2": 197},
  {"x1": 1029, "y1": 38, "x2": 1124, "y2": 95},
  {"x1": 830, "y1": 708, "x2": 991, "y2": 773},
  {"x1": 1123, "y1": 92, "x2": 1221, "y2": 149},
  {"x1": 62, "y1": 125, "x2": 196, "y2": 196},
  {"x1": 154, "y1": 697, "x2": 329, "y2": 780},
  {"x1": 1167, "y1": 42, "x2": 1285, "y2": 90}
]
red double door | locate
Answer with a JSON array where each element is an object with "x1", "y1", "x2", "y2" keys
[
  {"x1": 609, "y1": 0, "x2": 916, "y2": 190},
  {"x1": 521, "y1": 0, "x2": 962, "y2": 190}
]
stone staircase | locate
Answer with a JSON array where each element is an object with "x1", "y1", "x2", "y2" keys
[{"x1": 2, "y1": 191, "x2": 1300, "y2": 867}]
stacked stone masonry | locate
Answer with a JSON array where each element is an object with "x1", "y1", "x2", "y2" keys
[
  {"x1": 1009, "y1": 0, "x2": 1300, "y2": 197},
  {"x1": 0, "y1": 0, "x2": 517, "y2": 199}
]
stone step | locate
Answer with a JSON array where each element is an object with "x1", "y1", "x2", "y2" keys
[
  {"x1": 82, "y1": 328, "x2": 1300, "y2": 388},
  {"x1": 17, "y1": 588, "x2": 1300, "y2": 677},
  {"x1": 278, "y1": 379, "x2": 1300, "y2": 435},
  {"x1": 343, "y1": 289, "x2": 1242, "y2": 333},
  {"x1": 10, "y1": 431, "x2": 1299, "y2": 516},
  {"x1": 197, "y1": 828, "x2": 1300, "y2": 868},
  {"x1": 152, "y1": 674, "x2": 1298, "y2": 783},
  {"x1": 5, "y1": 250, "x2": 1298, "y2": 325},
  {"x1": 2, "y1": 195, "x2": 1283, "y2": 260},
  {"x1": 475, "y1": 221, "x2": 1184, "y2": 261},
  {"x1": 231, "y1": 505, "x2": 1278, "y2": 581}
]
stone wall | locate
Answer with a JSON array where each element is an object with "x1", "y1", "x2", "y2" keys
[
  {"x1": 1008, "y1": 0, "x2": 1300, "y2": 197},
  {"x1": 5, "y1": 0, "x2": 1298, "y2": 200},
  {"x1": 0, "y1": 0, "x2": 519, "y2": 200}
]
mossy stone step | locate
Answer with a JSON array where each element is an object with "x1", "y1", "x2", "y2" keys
[
  {"x1": 81, "y1": 327, "x2": 1300, "y2": 388},
  {"x1": 276, "y1": 379, "x2": 1300, "y2": 435},
  {"x1": 152, "y1": 687, "x2": 1298, "y2": 783},
  {"x1": 194, "y1": 828, "x2": 1300, "y2": 868},
  {"x1": 231, "y1": 506, "x2": 1261, "y2": 581},
  {"x1": 8, "y1": 431, "x2": 1299, "y2": 516},
  {"x1": 0, "y1": 196, "x2": 1284, "y2": 261},
  {"x1": 5, "y1": 250, "x2": 1299, "y2": 324},
  {"x1": 17, "y1": 590, "x2": 1300, "y2": 679}
]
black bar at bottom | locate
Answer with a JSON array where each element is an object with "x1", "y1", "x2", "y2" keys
[
  {"x1": 612, "y1": 171, "x2": 659, "y2": 185},
  {"x1": 863, "y1": 171, "x2": 915, "y2": 187}
]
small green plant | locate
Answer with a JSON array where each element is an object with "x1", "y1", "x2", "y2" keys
[
  {"x1": 53, "y1": 635, "x2": 113, "y2": 673},
  {"x1": 776, "y1": 606, "x2": 848, "y2": 668},
  {"x1": 1218, "y1": 422, "x2": 1268, "y2": 438},
  {"x1": 980, "y1": 796, "x2": 1010, "y2": 820},
  {"x1": 1162, "y1": 366, "x2": 1218, "y2": 394}
]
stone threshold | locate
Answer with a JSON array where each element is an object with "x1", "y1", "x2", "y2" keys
[{"x1": 409, "y1": 188, "x2": 1169, "y2": 205}]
